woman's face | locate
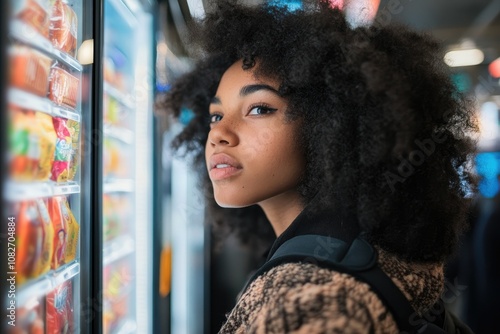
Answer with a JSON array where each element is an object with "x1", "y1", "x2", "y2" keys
[{"x1": 205, "y1": 60, "x2": 305, "y2": 208}]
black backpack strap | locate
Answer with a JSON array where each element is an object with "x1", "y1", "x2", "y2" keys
[{"x1": 240, "y1": 235, "x2": 450, "y2": 334}]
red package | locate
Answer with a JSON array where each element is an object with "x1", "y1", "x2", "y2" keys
[
  {"x1": 14, "y1": 0, "x2": 50, "y2": 38},
  {"x1": 46, "y1": 280, "x2": 74, "y2": 334},
  {"x1": 48, "y1": 66, "x2": 80, "y2": 109},
  {"x1": 9, "y1": 297, "x2": 45, "y2": 334},
  {"x1": 9, "y1": 45, "x2": 52, "y2": 97},
  {"x1": 51, "y1": 117, "x2": 80, "y2": 182},
  {"x1": 16, "y1": 199, "x2": 54, "y2": 285},
  {"x1": 49, "y1": 0, "x2": 78, "y2": 57}
]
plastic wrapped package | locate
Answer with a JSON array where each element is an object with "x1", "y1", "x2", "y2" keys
[
  {"x1": 46, "y1": 280, "x2": 74, "y2": 334},
  {"x1": 9, "y1": 45, "x2": 52, "y2": 97},
  {"x1": 13, "y1": 0, "x2": 51, "y2": 38},
  {"x1": 48, "y1": 65, "x2": 80, "y2": 109},
  {"x1": 103, "y1": 194, "x2": 131, "y2": 241},
  {"x1": 48, "y1": 196, "x2": 79, "y2": 269},
  {"x1": 11, "y1": 296, "x2": 45, "y2": 334},
  {"x1": 103, "y1": 138, "x2": 131, "y2": 178},
  {"x1": 8, "y1": 106, "x2": 57, "y2": 181},
  {"x1": 49, "y1": 0, "x2": 78, "y2": 57},
  {"x1": 103, "y1": 261, "x2": 133, "y2": 333},
  {"x1": 16, "y1": 199, "x2": 54, "y2": 285},
  {"x1": 51, "y1": 117, "x2": 80, "y2": 182}
]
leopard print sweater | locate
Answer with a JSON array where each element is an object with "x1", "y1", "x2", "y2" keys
[{"x1": 218, "y1": 247, "x2": 444, "y2": 333}]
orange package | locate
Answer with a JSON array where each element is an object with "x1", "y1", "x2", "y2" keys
[
  {"x1": 16, "y1": 199, "x2": 54, "y2": 285},
  {"x1": 14, "y1": 0, "x2": 50, "y2": 38},
  {"x1": 9, "y1": 45, "x2": 52, "y2": 97},
  {"x1": 10, "y1": 296, "x2": 45, "y2": 334},
  {"x1": 8, "y1": 106, "x2": 57, "y2": 181},
  {"x1": 51, "y1": 117, "x2": 80, "y2": 182},
  {"x1": 46, "y1": 280, "x2": 74, "y2": 334},
  {"x1": 49, "y1": 196, "x2": 79, "y2": 269},
  {"x1": 48, "y1": 65, "x2": 80, "y2": 109},
  {"x1": 49, "y1": 0, "x2": 78, "y2": 57}
]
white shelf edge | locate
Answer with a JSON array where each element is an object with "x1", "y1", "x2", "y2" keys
[
  {"x1": 103, "y1": 82, "x2": 135, "y2": 109},
  {"x1": 8, "y1": 88, "x2": 81, "y2": 121},
  {"x1": 17, "y1": 261, "x2": 81, "y2": 307},
  {"x1": 104, "y1": 125, "x2": 134, "y2": 144},
  {"x1": 10, "y1": 20, "x2": 83, "y2": 72},
  {"x1": 103, "y1": 235, "x2": 135, "y2": 266},
  {"x1": 116, "y1": 319, "x2": 138, "y2": 334},
  {"x1": 4, "y1": 181, "x2": 81, "y2": 201},
  {"x1": 103, "y1": 179, "x2": 135, "y2": 193}
]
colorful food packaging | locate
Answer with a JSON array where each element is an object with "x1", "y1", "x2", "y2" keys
[
  {"x1": 48, "y1": 65, "x2": 80, "y2": 109},
  {"x1": 49, "y1": 196, "x2": 79, "y2": 269},
  {"x1": 103, "y1": 138, "x2": 130, "y2": 178},
  {"x1": 49, "y1": 0, "x2": 78, "y2": 57},
  {"x1": 46, "y1": 280, "x2": 74, "y2": 334},
  {"x1": 11, "y1": 296, "x2": 45, "y2": 334},
  {"x1": 103, "y1": 262, "x2": 133, "y2": 333},
  {"x1": 8, "y1": 107, "x2": 57, "y2": 181},
  {"x1": 13, "y1": 0, "x2": 51, "y2": 38},
  {"x1": 51, "y1": 117, "x2": 80, "y2": 182},
  {"x1": 8, "y1": 107, "x2": 37, "y2": 180},
  {"x1": 16, "y1": 199, "x2": 54, "y2": 285},
  {"x1": 9, "y1": 45, "x2": 52, "y2": 97}
]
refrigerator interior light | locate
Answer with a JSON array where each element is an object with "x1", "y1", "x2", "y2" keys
[
  {"x1": 444, "y1": 48, "x2": 484, "y2": 67},
  {"x1": 77, "y1": 39, "x2": 94, "y2": 65}
]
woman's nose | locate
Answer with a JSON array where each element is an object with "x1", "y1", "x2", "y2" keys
[{"x1": 208, "y1": 121, "x2": 239, "y2": 147}]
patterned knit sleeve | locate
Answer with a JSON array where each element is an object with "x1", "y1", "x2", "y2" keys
[{"x1": 219, "y1": 264, "x2": 399, "y2": 334}]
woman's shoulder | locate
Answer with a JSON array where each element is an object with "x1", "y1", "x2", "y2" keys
[{"x1": 219, "y1": 248, "x2": 444, "y2": 333}]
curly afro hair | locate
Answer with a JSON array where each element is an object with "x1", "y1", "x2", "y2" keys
[{"x1": 157, "y1": 0, "x2": 478, "y2": 262}]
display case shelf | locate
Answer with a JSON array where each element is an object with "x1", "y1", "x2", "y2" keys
[
  {"x1": 103, "y1": 179, "x2": 135, "y2": 193},
  {"x1": 10, "y1": 20, "x2": 83, "y2": 72},
  {"x1": 17, "y1": 261, "x2": 80, "y2": 307},
  {"x1": 104, "y1": 124, "x2": 134, "y2": 144},
  {"x1": 4, "y1": 181, "x2": 80, "y2": 201},
  {"x1": 103, "y1": 82, "x2": 134, "y2": 109},
  {"x1": 8, "y1": 88, "x2": 81, "y2": 121},
  {"x1": 103, "y1": 235, "x2": 135, "y2": 266},
  {"x1": 116, "y1": 319, "x2": 138, "y2": 334}
]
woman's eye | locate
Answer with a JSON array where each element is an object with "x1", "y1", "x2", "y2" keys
[
  {"x1": 248, "y1": 105, "x2": 278, "y2": 115},
  {"x1": 209, "y1": 114, "x2": 222, "y2": 123}
]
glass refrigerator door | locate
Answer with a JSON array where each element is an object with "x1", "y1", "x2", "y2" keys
[
  {"x1": 102, "y1": 0, "x2": 154, "y2": 333},
  {"x1": 3, "y1": 0, "x2": 93, "y2": 333}
]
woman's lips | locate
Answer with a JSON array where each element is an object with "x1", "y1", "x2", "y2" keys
[{"x1": 208, "y1": 153, "x2": 243, "y2": 181}]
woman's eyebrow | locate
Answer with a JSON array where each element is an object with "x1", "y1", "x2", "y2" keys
[
  {"x1": 210, "y1": 84, "x2": 279, "y2": 105},
  {"x1": 240, "y1": 84, "x2": 280, "y2": 97}
]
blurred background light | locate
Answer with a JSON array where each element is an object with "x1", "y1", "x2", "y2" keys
[{"x1": 444, "y1": 48, "x2": 485, "y2": 67}]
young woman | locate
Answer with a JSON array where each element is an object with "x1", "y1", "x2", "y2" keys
[{"x1": 158, "y1": 1, "x2": 477, "y2": 332}]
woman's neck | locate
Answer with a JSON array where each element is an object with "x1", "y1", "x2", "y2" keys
[{"x1": 259, "y1": 190, "x2": 304, "y2": 236}]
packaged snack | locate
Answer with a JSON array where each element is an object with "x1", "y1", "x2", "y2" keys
[
  {"x1": 13, "y1": 0, "x2": 51, "y2": 38},
  {"x1": 49, "y1": 0, "x2": 78, "y2": 57},
  {"x1": 8, "y1": 106, "x2": 37, "y2": 180},
  {"x1": 51, "y1": 117, "x2": 80, "y2": 182},
  {"x1": 9, "y1": 45, "x2": 52, "y2": 97},
  {"x1": 103, "y1": 138, "x2": 131, "y2": 178},
  {"x1": 10, "y1": 296, "x2": 45, "y2": 334},
  {"x1": 103, "y1": 262, "x2": 133, "y2": 333},
  {"x1": 33, "y1": 198, "x2": 54, "y2": 277},
  {"x1": 16, "y1": 199, "x2": 54, "y2": 285},
  {"x1": 46, "y1": 280, "x2": 74, "y2": 334},
  {"x1": 8, "y1": 107, "x2": 57, "y2": 181},
  {"x1": 49, "y1": 196, "x2": 79, "y2": 269},
  {"x1": 48, "y1": 65, "x2": 80, "y2": 109}
]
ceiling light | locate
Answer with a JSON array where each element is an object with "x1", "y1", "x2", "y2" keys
[{"x1": 444, "y1": 49, "x2": 484, "y2": 67}]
